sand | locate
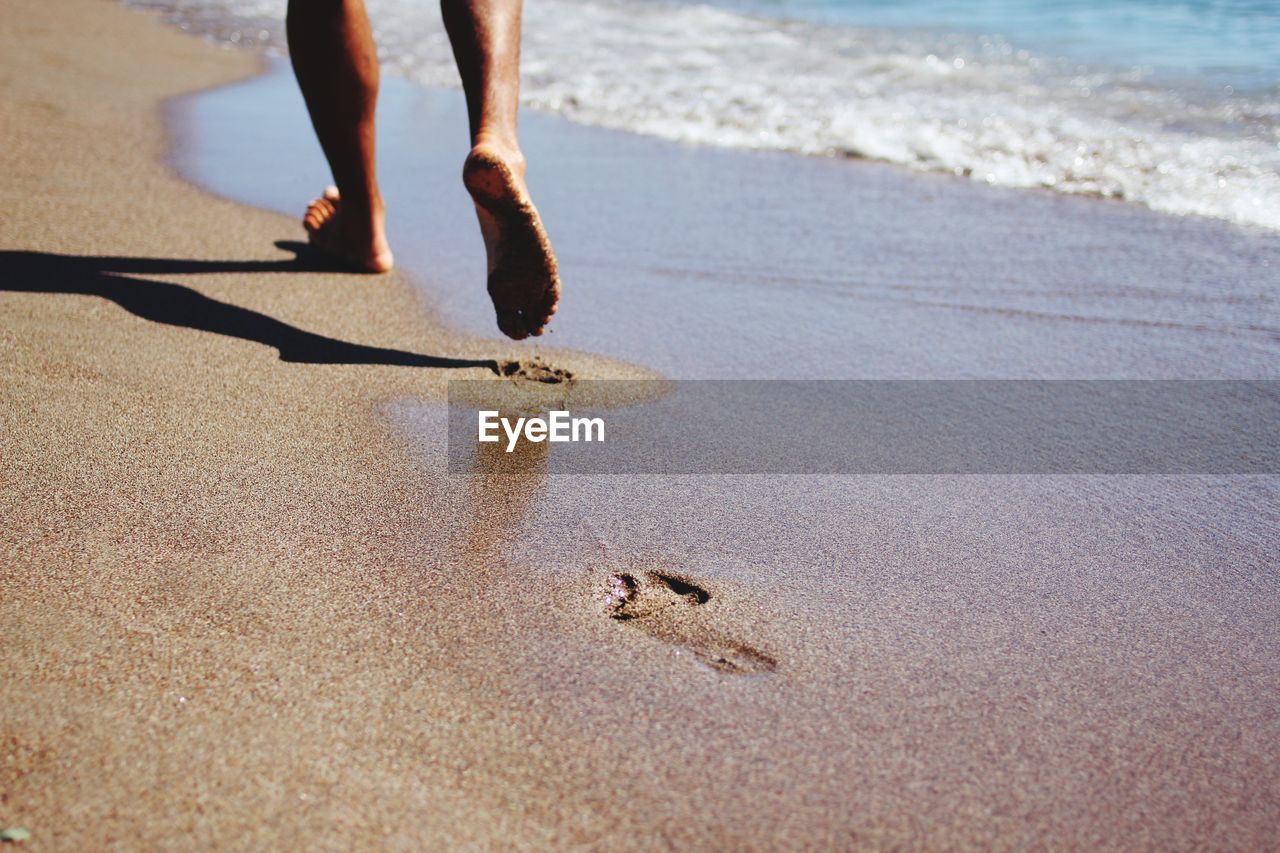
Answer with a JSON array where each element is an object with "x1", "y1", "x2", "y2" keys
[
  {"x1": 3, "y1": 0, "x2": 1279, "y2": 847},
  {"x1": 0, "y1": 0, "x2": 610, "y2": 844}
]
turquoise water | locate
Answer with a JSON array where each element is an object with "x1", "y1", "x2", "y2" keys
[{"x1": 721, "y1": 0, "x2": 1280, "y2": 89}]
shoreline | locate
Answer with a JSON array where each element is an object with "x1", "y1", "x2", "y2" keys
[
  {"x1": 178, "y1": 56, "x2": 1280, "y2": 379},
  {"x1": 3, "y1": 0, "x2": 1278, "y2": 847}
]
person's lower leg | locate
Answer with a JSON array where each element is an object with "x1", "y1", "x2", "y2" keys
[
  {"x1": 441, "y1": 0, "x2": 525, "y2": 176},
  {"x1": 287, "y1": 0, "x2": 391, "y2": 269},
  {"x1": 442, "y1": 0, "x2": 560, "y2": 339}
]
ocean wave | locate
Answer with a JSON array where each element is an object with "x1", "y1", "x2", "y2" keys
[{"x1": 131, "y1": 0, "x2": 1280, "y2": 230}]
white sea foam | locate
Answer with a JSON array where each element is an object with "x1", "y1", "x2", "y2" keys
[{"x1": 132, "y1": 0, "x2": 1280, "y2": 230}]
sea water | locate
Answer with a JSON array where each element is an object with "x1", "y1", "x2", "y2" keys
[{"x1": 132, "y1": 0, "x2": 1280, "y2": 230}]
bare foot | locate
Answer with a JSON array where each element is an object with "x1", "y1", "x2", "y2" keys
[
  {"x1": 302, "y1": 186, "x2": 395, "y2": 273},
  {"x1": 462, "y1": 142, "x2": 560, "y2": 340}
]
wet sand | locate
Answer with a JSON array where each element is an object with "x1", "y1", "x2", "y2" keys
[{"x1": 3, "y1": 0, "x2": 1279, "y2": 847}]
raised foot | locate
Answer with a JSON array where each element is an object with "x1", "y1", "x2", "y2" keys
[
  {"x1": 302, "y1": 186, "x2": 394, "y2": 274},
  {"x1": 463, "y1": 145, "x2": 560, "y2": 340}
]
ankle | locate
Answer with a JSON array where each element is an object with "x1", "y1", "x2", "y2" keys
[
  {"x1": 472, "y1": 134, "x2": 525, "y2": 176},
  {"x1": 344, "y1": 192, "x2": 386, "y2": 231}
]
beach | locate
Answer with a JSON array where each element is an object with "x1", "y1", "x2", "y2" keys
[{"x1": 3, "y1": 0, "x2": 1279, "y2": 847}]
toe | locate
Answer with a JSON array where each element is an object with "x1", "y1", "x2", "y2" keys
[
  {"x1": 505, "y1": 278, "x2": 559, "y2": 338},
  {"x1": 304, "y1": 196, "x2": 338, "y2": 234},
  {"x1": 528, "y1": 285, "x2": 560, "y2": 333},
  {"x1": 524, "y1": 313, "x2": 550, "y2": 337},
  {"x1": 496, "y1": 309, "x2": 529, "y2": 340}
]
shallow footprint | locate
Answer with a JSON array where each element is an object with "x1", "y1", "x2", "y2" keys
[
  {"x1": 692, "y1": 639, "x2": 778, "y2": 676},
  {"x1": 605, "y1": 571, "x2": 777, "y2": 675}
]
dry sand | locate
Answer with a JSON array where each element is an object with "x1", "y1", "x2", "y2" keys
[{"x1": 3, "y1": 0, "x2": 1279, "y2": 848}]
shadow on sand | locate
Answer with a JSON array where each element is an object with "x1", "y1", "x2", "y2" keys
[{"x1": 0, "y1": 242, "x2": 502, "y2": 372}]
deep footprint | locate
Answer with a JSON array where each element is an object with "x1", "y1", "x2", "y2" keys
[
  {"x1": 606, "y1": 571, "x2": 777, "y2": 675},
  {"x1": 497, "y1": 357, "x2": 574, "y2": 384}
]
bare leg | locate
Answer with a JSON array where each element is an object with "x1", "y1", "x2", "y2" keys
[
  {"x1": 443, "y1": 0, "x2": 559, "y2": 339},
  {"x1": 287, "y1": 0, "x2": 394, "y2": 272}
]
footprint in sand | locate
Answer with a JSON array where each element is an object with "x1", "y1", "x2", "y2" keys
[
  {"x1": 605, "y1": 571, "x2": 777, "y2": 676},
  {"x1": 497, "y1": 357, "x2": 574, "y2": 384}
]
